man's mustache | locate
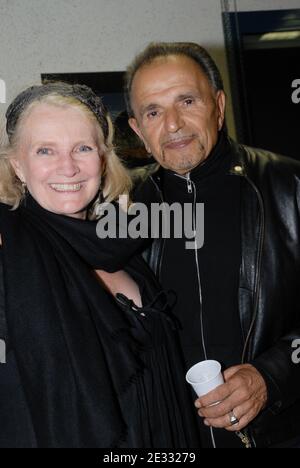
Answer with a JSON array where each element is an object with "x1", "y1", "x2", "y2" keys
[{"x1": 161, "y1": 134, "x2": 196, "y2": 147}]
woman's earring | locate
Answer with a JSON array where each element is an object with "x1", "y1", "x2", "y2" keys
[
  {"x1": 97, "y1": 189, "x2": 103, "y2": 205},
  {"x1": 21, "y1": 181, "x2": 29, "y2": 199}
]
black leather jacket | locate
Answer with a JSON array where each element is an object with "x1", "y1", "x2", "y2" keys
[{"x1": 134, "y1": 138, "x2": 300, "y2": 447}]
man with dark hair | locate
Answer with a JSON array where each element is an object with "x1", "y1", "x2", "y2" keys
[
  {"x1": 125, "y1": 42, "x2": 224, "y2": 117},
  {"x1": 126, "y1": 42, "x2": 300, "y2": 448}
]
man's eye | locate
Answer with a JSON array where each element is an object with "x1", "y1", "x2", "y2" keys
[
  {"x1": 37, "y1": 148, "x2": 51, "y2": 155},
  {"x1": 184, "y1": 99, "x2": 194, "y2": 106},
  {"x1": 147, "y1": 111, "x2": 159, "y2": 119}
]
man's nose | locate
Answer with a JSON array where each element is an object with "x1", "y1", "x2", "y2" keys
[
  {"x1": 56, "y1": 152, "x2": 80, "y2": 177},
  {"x1": 164, "y1": 107, "x2": 184, "y2": 133}
]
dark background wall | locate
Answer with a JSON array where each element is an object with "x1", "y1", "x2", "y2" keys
[{"x1": 223, "y1": 8, "x2": 300, "y2": 160}]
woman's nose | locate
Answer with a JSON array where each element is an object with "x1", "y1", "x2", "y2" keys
[{"x1": 56, "y1": 153, "x2": 80, "y2": 177}]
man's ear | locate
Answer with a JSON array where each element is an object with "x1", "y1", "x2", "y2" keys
[
  {"x1": 128, "y1": 117, "x2": 151, "y2": 154},
  {"x1": 216, "y1": 90, "x2": 226, "y2": 131},
  {"x1": 10, "y1": 158, "x2": 25, "y2": 183}
]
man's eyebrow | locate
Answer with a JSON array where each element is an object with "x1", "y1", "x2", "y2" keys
[
  {"x1": 140, "y1": 103, "x2": 160, "y2": 117},
  {"x1": 138, "y1": 92, "x2": 203, "y2": 116},
  {"x1": 176, "y1": 92, "x2": 201, "y2": 101}
]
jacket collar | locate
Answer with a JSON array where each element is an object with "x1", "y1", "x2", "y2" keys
[{"x1": 150, "y1": 134, "x2": 251, "y2": 189}]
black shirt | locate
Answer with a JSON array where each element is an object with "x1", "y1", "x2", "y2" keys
[{"x1": 0, "y1": 249, "x2": 37, "y2": 447}]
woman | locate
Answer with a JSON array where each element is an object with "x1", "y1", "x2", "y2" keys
[{"x1": 0, "y1": 82, "x2": 198, "y2": 448}]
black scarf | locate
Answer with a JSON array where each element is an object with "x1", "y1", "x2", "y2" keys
[{"x1": 0, "y1": 195, "x2": 162, "y2": 447}]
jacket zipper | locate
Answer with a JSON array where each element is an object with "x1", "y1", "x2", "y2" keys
[
  {"x1": 149, "y1": 176, "x2": 166, "y2": 280},
  {"x1": 184, "y1": 174, "x2": 208, "y2": 362},
  {"x1": 175, "y1": 172, "x2": 217, "y2": 448},
  {"x1": 187, "y1": 176, "x2": 193, "y2": 194}
]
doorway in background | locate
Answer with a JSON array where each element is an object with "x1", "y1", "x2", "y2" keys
[{"x1": 222, "y1": 5, "x2": 300, "y2": 160}]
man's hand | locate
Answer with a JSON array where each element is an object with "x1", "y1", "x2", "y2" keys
[{"x1": 195, "y1": 364, "x2": 267, "y2": 431}]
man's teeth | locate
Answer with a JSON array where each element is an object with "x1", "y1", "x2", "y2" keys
[{"x1": 50, "y1": 183, "x2": 82, "y2": 192}]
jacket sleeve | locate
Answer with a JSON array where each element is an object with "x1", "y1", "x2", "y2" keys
[
  {"x1": 251, "y1": 170, "x2": 300, "y2": 414},
  {"x1": 248, "y1": 163, "x2": 300, "y2": 415},
  {"x1": 251, "y1": 334, "x2": 300, "y2": 414}
]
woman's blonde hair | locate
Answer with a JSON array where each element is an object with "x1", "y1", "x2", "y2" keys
[{"x1": 0, "y1": 82, "x2": 132, "y2": 218}]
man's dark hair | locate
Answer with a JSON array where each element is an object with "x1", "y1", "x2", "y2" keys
[{"x1": 125, "y1": 42, "x2": 224, "y2": 117}]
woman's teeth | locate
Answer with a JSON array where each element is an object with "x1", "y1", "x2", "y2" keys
[{"x1": 50, "y1": 183, "x2": 82, "y2": 192}]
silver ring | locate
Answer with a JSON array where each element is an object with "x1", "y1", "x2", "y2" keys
[{"x1": 229, "y1": 410, "x2": 239, "y2": 426}]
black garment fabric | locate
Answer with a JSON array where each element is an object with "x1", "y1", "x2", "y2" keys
[
  {"x1": 160, "y1": 132, "x2": 244, "y2": 371},
  {"x1": 133, "y1": 135, "x2": 300, "y2": 447},
  {"x1": 0, "y1": 196, "x2": 199, "y2": 448},
  {"x1": 158, "y1": 133, "x2": 244, "y2": 448}
]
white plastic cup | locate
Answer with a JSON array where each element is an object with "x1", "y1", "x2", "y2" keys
[{"x1": 186, "y1": 360, "x2": 224, "y2": 397}]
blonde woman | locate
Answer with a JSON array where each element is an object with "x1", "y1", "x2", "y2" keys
[{"x1": 0, "y1": 82, "x2": 198, "y2": 448}]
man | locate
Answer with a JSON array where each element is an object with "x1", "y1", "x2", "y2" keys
[{"x1": 125, "y1": 42, "x2": 300, "y2": 448}]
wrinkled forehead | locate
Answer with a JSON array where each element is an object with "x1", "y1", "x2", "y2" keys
[
  {"x1": 12, "y1": 101, "x2": 104, "y2": 151},
  {"x1": 10, "y1": 99, "x2": 105, "y2": 145},
  {"x1": 131, "y1": 55, "x2": 214, "y2": 110},
  {"x1": 132, "y1": 54, "x2": 209, "y2": 88}
]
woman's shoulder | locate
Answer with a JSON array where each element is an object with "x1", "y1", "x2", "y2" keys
[
  {"x1": 0, "y1": 201, "x2": 13, "y2": 212},
  {"x1": 0, "y1": 202, "x2": 14, "y2": 227},
  {"x1": 0, "y1": 202, "x2": 17, "y2": 243}
]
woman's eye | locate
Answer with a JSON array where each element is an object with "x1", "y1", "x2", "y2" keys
[
  {"x1": 78, "y1": 145, "x2": 93, "y2": 152},
  {"x1": 37, "y1": 148, "x2": 51, "y2": 155}
]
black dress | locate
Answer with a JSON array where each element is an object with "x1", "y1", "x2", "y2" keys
[
  {"x1": 0, "y1": 198, "x2": 199, "y2": 448},
  {"x1": 0, "y1": 250, "x2": 37, "y2": 447}
]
